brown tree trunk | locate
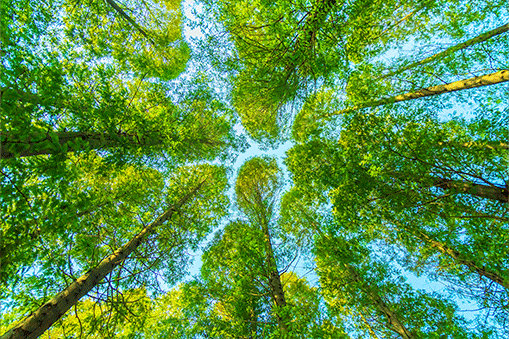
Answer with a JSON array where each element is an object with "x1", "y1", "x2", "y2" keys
[
  {"x1": 387, "y1": 171, "x2": 508, "y2": 203},
  {"x1": 333, "y1": 70, "x2": 509, "y2": 116},
  {"x1": 1, "y1": 129, "x2": 223, "y2": 159},
  {"x1": 0, "y1": 182, "x2": 204, "y2": 339},
  {"x1": 432, "y1": 178, "x2": 508, "y2": 203},
  {"x1": 261, "y1": 221, "x2": 289, "y2": 334},
  {"x1": 347, "y1": 266, "x2": 414, "y2": 339},
  {"x1": 383, "y1": 22, "x2": 509, "y2": 78}
]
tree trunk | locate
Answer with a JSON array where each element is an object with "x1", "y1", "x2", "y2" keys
[
  {"x1": 0, "y1": 182, "x2": 204, "y2": 339},
  {"x1": 333, "y1": 70, "x2": 509, "y2": 116},
  {"x1": 0, "y1": 131, "x2": 163, "y2": 159},
  {"x1": 1, "y1": 129, "x2": 224, "y2": 159},
  {"x1": 416, "y1": 231, "x2": 508, "y2": 289},
  {"x1": 299, "y1": 0, "x2": 337, "y2": 48},
  {"x1": 383, "y1": 22, "x2": 509, "y2": 78},
  {"x1": 386, "y1": 171, "x2": 508, "y2": 203},
  {"x1": 432, "y1": 178, "x2": 508, "y2": 203},
  {"x1": 261, "y1": 221, "x2": 289, "y2": 335},
  {"x1": 347, "y1": 265, "x2": 414, "y2": 339}
]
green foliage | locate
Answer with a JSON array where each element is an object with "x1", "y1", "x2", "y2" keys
[
  {"x1": 316, "y1": 232, "x2": 485, "y2": 338},
  {"x1": 235, "y1": 156, "x2": 282, "y2": 222},
  {"x1": 286, "y1": 105, "x2": 508, "y2": 333},
  {"x1": 1, "y1": 0, "x2": 243, "y2": 165},
  {"x1": 2, "y1": 0, "x2": 509, "y2": 337}
]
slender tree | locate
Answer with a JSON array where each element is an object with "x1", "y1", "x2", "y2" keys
[
  {"x1": 235, "y1": 156, "x2": 290, "y2": 335},
  {"x1": 286, "y1": 109, "x2": 508, "y2": 329},
  {"x1": 316, "y1": 232, "x2": 481, "y2": 338},
  {"x1": 201, "y1": 0, "x2": 454, "y2": 144},
  {"x1": 1, "y1": 187, "x2": 197, "y2": 339},
  {"x1": 381, "y1": 22, "x2": 509, "y2": 78},
  {"x1": 0, "y1": 164, "x2": 229, "y2": 339},
  {"x1": 199, "y1": 221, "x2": 276, "y2": 338},
  {"x1": 330, "y1": 70, "x2": 509, "y2": 116}
]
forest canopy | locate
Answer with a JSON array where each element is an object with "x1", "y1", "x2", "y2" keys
[{"x1": 0, "y1": 0, "x2": 508, "y2": 338}]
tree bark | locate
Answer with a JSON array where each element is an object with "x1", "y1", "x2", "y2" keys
[
  {"x1": 383, "y1": 22, "x2": 509, "y2": 78},
  {"x1": 385, "y1": 171, "x2": 508, "y2": 203},
  {"x1": 0, "y1": 131, "x2": 163, "y2": 159},
  {"x1": 261, "y1": 220, "x2": 289, "y2": 335},
  {"x1": 432, "y1": 178, "x2": 508, "y2": 203},
  {"x1": 347, "y1": 265, "x2": 414, "y2": 339},
  {"x1": 0, "y1": 181, "x2": 204, "y2": 339},
  {"x1": 332, "y1": 70, "x2": 509, "y2": 116}
]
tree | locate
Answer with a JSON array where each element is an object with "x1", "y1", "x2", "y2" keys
[
  {"x1": 286, "y1": 107, "x2": 509, "y2": 330},
  {"x1": 279, "y1": 184, "x2": 496, "y2": 337},
  {"x1": 184, "y1": 219, "x2": 346, "y2": 338},
  {"x1": 201, "y1": 0, "x2": 507, "y2": 145},
  {"x1": 2, "y1": 0, "x2": 243, "y2": 164},
  {"x1": 235, "y1": 156, "x2": 291, "y2": 335},
  {"x1": 0, "y1": 164, "x2": 229, "y2": 339},
  {"x1": 381, "y1": 22, "x2": 509, "y2": 79},
  {"x1": 315, "y1": 231, "x2": 483, "y2": 338},
  {"x1": 200, "y1": 0, "x2": 423, "y2": 144},
  {"x1": 327, "y1": 69, "x2": 509, "y2": 116},
  {"x1": 198, "y1": 220, "x2": 276, "y2": 338},
  {"x1": 0, "y1": 288, "x2": 155, "y2": 339},
  {"x1": 1, "y1": 72, "x2": 240, "y2": 162},
  {"x1": 0, "y1": 153, "x2": 166, "y2": 291}
]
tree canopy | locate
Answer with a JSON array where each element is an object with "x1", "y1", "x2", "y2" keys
[{"x1": 1, "y1": 0, "x2": 508, "y2": 338}]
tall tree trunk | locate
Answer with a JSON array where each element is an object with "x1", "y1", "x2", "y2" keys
[
  {"x1": 347, "y1": 265, "x2": 415, "y2": 339},
  {"x1": 415, "y1": 231, "x2": 508, "y2": 289},
  {"x1": 0, "y1": 131, "x2": 162, "y2": 159},
  {"x1": 298, "y1": 0, "x2": 337, "y2": 48},
  {"x1": 333, "y1": 70, "x2": 509, "y2": 116},
  {"x1": 387, "y1": 171, "x2": 508, "y2": 203},
  {"x1": 261, "y1": 220, "x2": 289, "y2": 335},
  {"x1": 1, "y1": 130, "x2": 221, "y2": 159},
  {"x1": 0, "y1": 182, "x2": 204, "y2": 339},
  {"x1": 431, "y1": 178, "x2": 508, "y2": 203},
  {"x1": 383, "y1": 22, "x2": 509, "y2": 78}
]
